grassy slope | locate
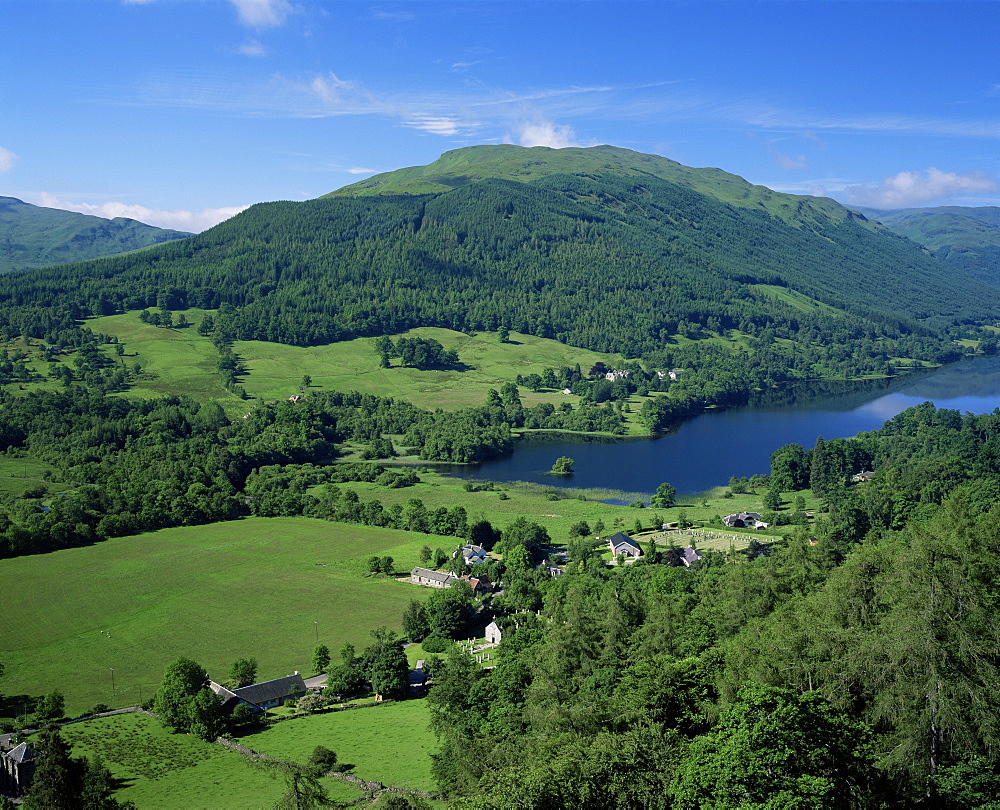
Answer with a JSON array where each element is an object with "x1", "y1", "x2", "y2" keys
[
  {"x1": 245, "y1": 700, "x2": 436, "y2": 792},
  {"x1": 233, "y1": 325, "x2": 623, "y2": 412},
  {"x1": 0, "y1": 480, "x2": 821, "y2": 716},
  {"x1": 0, "y1": 518, "x2": 442, "y2": 716},
  {"x1": 86, "y1": 310, "x2": 633, "y2": 421},
  {"x1": 51, "y1": 713, "x2": 292, "y2": 810}
]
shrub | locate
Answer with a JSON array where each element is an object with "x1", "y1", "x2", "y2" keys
[{"x1": 421, "y1": 635, "x2": 453, "y2": 653}]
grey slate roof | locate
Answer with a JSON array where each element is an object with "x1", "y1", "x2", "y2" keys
[
  {"x1": 608, "y1": 531, "x2": 642, "y2": 555},
  {"x1": 232, "y1": 673, "x2": 306, "y2": 707},
  {"x1": 411, "y1": 566, "x2": 456, "y2": 585},
  {"x1": 5, "y1": 742, "x2": 40, "y2": 764}
]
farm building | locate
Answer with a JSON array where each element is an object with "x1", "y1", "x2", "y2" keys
[
  {"x1": 722, "y1": 512, "x2": 766, "y2": 529},
  {"x1": 461, "y1": 573, "x2": 494, "y2": 595},
  {"x1": 209, "y1": 672, "x2": 308, "y2": 712},
  {"x1": 411, "y1": 567, "x2": 457, "y2": 588}
]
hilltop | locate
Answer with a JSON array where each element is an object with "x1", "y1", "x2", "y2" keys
[{"x1": 0, "y1": 196, "x2": 191, "y2": 274}]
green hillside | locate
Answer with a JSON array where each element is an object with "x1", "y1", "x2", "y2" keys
[
  {"x1": 0, "y1": 196, "x2": 190, "y2": 274},
  {"x1": 854, "y1": 204, "x2": 1000, "y2": 283},
  {"x1": 0, "y1": 146, "x2": 994, "y2": 377}
]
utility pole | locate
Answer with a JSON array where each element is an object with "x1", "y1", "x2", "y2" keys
[
  {"x1": 110, "y1": 667, "x2": 115, "y2": 696},
  {"x1": 314, "y1": 621, "x2": 319, "y2": 645}
]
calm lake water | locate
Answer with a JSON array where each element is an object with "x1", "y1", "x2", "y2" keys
[{"x1": 445, "y1": 355, "x2": 1000, "y2": 495}]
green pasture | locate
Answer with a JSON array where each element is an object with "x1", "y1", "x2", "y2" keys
[
  {"x1": 0, "y1": 518, "x2": 443, "y2": 717},
  {"x1": 234, "y1": 325, "x2": 624, "y2": 412},
  {"x1": 245, "y1": 699, "x2": 437, "y2": 792},
  {"x1": 321, "y1": 469, "x2": 813, "y2": 548},
  {"x1": 87, "y1": 310, "x2": 245, "y2": 408},
  {"x1": 86, "y1": 310, "x2": 638, "y2": 421},
  {"x1": 49, "y1": 712, "x2": 295, "y2": 809}
]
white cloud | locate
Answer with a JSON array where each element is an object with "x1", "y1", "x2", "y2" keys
[
  {"x1": 0, "y1": 147, "x2": 16, "y2": 173},
  {"x1": 845, "y1": 168, "x2": 1000, "y2": 208},
  {"x1": 238, "y1": 39, "x2": 267, "y2": 57},
  {"x1": 34, "y1": 193, "x2": 249, "y2": 233},
  {"x1": 509, "y1": 120, "x2": 579, "y2": 149},
  {"x1": 347, "y1": 167, "x2": 375, "y2": 175},
  {"x1": 229, "y1": 0, "x2": 294, "y2": 28},
  {"x1": 121, "y1": 0, "x2": 155, "y2": 5},
  {"x1": 403, "y1": 116, "x2": 465, "y2": 136}
]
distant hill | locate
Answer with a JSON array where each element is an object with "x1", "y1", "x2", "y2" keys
[
  {"x1": 852, "y1": 205, "x2": 1000, "y2": 283},
  {"x1": 0, "y1": 196, "x2": 190, "y2": 273},
  {"x1": 0, "y1": 145, "x2": 996, "y2": 378}
]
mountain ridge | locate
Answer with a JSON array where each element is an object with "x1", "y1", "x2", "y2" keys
[
  {"x1": 0, "y1": 195, "x2": 191, "y2": 274},
  {"x1": 852, "y1": 204, "x2": 1000, "y2": 283}
]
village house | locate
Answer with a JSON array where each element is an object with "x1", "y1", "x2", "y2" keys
[
  {"x1": 0, "y1": 737, "x2": 40, "y2": 798},
  {"x1": 410, "y1": 567, "x2": 457, "y2": 588},
  {"x1": 681, "y1": 546, "x2": 702, "y2": 567},
  {"x1": 668, "y1": 369, "x2": 685, "y2": 380},
  {"x1": 851, "y1": 471, "x2": 875, "y2": 482},
  {"x1": 455, "y1": 544, "x2": 488, "y2": 566},
  {"x1": 722, "y1": 512, "x2": 766, "y2": 529},
  {"x1": 461, "y1": 573, "x2": 494, "y2": 595},
  {"x1": 608, "y1": 531, "x2": 642, "y2": 559}
]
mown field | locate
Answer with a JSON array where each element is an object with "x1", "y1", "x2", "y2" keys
[{"x1": 0, "y1": 518, "x2": 443, "y2": 717}]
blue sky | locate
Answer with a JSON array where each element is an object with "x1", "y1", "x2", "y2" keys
[{"x1": 3, "y1": 0, "x2": 998, "y2": 231}]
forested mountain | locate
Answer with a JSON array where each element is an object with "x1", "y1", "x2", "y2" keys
[
  {"x1": 853, "y1": 204, "x2": 1000, "y2": 283},
  {"x1": 0, "y1": 146, "x2": 995, "y2": 380},
  {"x1": 0, "y1": 196, "x2": 190, "y2": 274}
]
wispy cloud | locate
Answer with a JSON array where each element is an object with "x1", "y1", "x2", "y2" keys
[
  {"x1": 773, "y1": 152, "x2": 807, "y2": 171},
  {"x1": 238, "y1": 39, "x2": 268, "y2": 57},
  {"x1": 369, "y1": 9, "x2": 415, "y2": 22},
  {"x1": 309, "y1": 72, "x2": 354, "y2": 105},
  {"x1": 845, "y1": 168, "x2": 1000, "y2": 208},
  {"x1": 33, "y1": 193, "x2": 249, "y2": 233},
  {"x1": 229, "y1": 0, "x2": 295, "y2": 29},
  {"x1": 403, "y1": 116, "x2": 468, "y2": 136},
  {"x1": 0, "y1": 147, "x2": 16, "y2": 173},
  {"x1": 121, "y1": 0, "x2": 155, "y2": 5},
  {"x1": 347, "y1": 167, "x2": 375, "y2": 175}
]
